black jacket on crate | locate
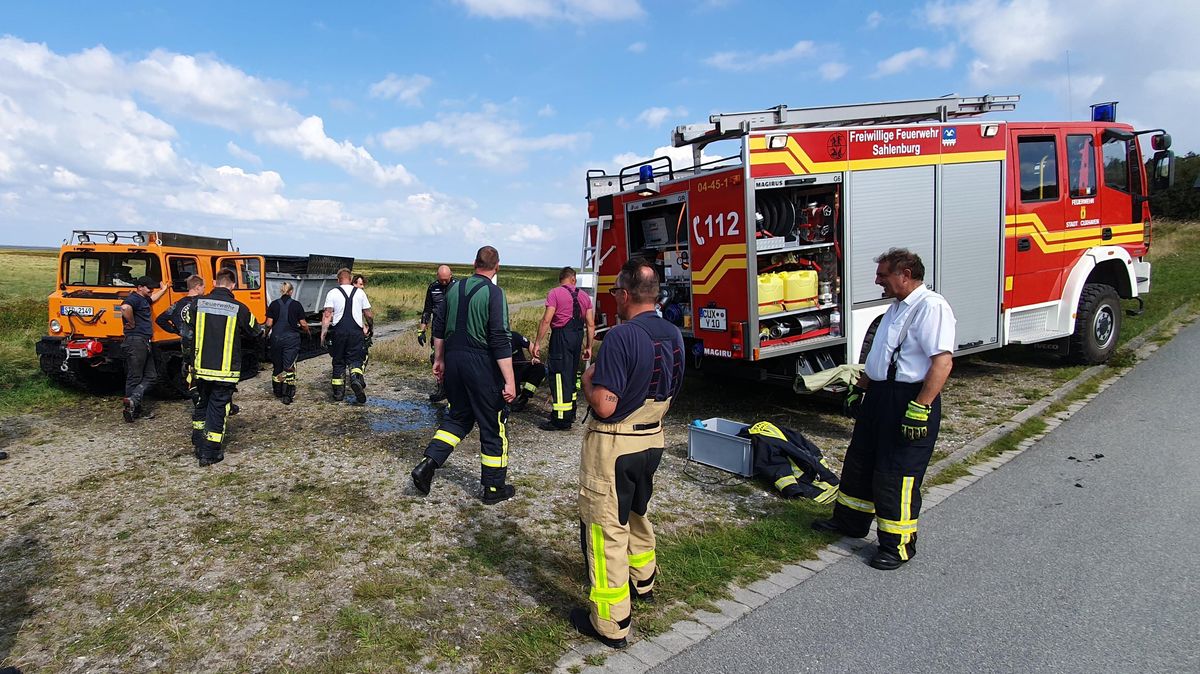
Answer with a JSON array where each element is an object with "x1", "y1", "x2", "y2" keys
[{"x1": 738, "y1": 421, "x2": 840, "y2": 502}]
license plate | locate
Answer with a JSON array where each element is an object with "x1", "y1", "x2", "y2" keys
[
  {"x1": 699, "y1": 307, "x2": 727, "y2": 331},
  {"x1": 60, "y1": 305, "x2": 95, "y2": 317}
]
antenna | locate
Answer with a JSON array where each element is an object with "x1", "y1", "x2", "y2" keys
[{"x1": 1066, "y1": 50, "x2": 1073, "y2": 120}]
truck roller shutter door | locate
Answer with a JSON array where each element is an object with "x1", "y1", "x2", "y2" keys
[
  {"x1": 848, "y1": 166, "x2": 936, "y2": 306},
  {"x1": 939, "y1": 161, "x2": 1003, "y2": 351}
]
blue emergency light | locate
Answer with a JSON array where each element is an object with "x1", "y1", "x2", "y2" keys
[
  {"x1": 1091, "y1": 101, "x2": 1118, "y2": 122},
  {"x1": 639, "y1": 165, "x2": 654, "y2": 183}
]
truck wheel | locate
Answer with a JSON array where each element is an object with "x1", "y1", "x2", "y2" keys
[
  {"x1": 859, "y1": 316, "x2": 882, "y2": 363},
  {"x1": 154, "y1": 353, "x2": 190, "y2": 399},
  {"x1": 1068, "y1": 283, "x2": 1121, "y2": 364}
]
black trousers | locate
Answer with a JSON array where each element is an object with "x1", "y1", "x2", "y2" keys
[
  {"x1": 424, "y1": 349, "x2": 509, "y2": 487},
  {"x1": 122, "y1": 335, "x2": 157, "y2": 407},
  {"x1": 193, "y1": 380, "x2": 235, "y2": 460},
  {"x1": 270, "y1": 334, "x2": 300, "y2": 376},
  {"x1": 329, "y1": 329, "x2": 365, "y2": 388},
  {"x1": 547, "y1": 325, "x2": 584, "y2": 426},
  {"x1": 830, "y1": 379, "x2": 940, "y2": 561},
  {"x1": 516, "y1": 361, "x2": 546, "y2": 396}
]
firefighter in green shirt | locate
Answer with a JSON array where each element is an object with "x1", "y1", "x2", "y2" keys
[{"x1": 410, "y1": 246, "x2": 518, "y2": 504}]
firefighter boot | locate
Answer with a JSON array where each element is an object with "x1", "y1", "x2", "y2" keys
[
  {"x1": 350, "y1": 372, "x2": 367, "y2": 405},
  {"x1": 411, "y1": 457, "x2": 437, "y2": 496},
  {"x1": 272, "y1": 380, "x2": 283, "y2": 397},
  {"x1": 630, "y1": 579, "x2": 654, "y2": 604},
  {"x1": 122, "y1": 397, "x2": 135, "y2": 423},
  {"x1": 568, "y1": 608, "x2": 627, "y2": 649},
  {"x1": 428, "y1": 381, "x2": 446, "y2": 403},
  {"x1": 811, "y1": 518, "x2": 868, "y2": 538},
  {"x1": 332, "y1": 384, "x2": 345, "y2": 402},
  {"x1": 283, "y1": 384, "x2": 296, "y2": 405},
  {"x1": 481, "y1": 484, "x2": 516, "y2": 505}
]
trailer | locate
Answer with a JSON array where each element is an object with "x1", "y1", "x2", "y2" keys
[{"x1": 581, "y1": 95, "x2": 1176, "y2": 386}]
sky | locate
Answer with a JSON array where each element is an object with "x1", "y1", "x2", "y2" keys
[{"x1": 0, "y1": 0, "x2": 1196, "y2": 266}]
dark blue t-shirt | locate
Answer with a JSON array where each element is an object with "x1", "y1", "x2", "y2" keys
[
  {"x1": 267, "y1": 297, "x2": 306, "y2": 336},
  {"x1": 591, "y1": 311, "x2": 685, "y2": 423},
  {"x1": 122, "y1": 291, "x2": 153, "y2": 338}
]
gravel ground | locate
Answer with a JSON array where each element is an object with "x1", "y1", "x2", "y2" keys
[{"x1": 0, "y1": 342, "x2": 1074, "y2": 672}]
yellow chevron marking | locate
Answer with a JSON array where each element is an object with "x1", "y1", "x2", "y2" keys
[
  {"x1": 691, "y1": 244, "x2": 745, "y2": 283},
  {"x1": 692, "y1": 257, "x2": 747, "y2": 295}
]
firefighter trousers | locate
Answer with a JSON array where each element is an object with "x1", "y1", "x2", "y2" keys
[
  {"x1": 193, "y1": 380, "x2": 235, "y2": 461},
  {"x1": 547, "y1": 324, "x2": 584, "y2": 427},
  {"x1": 423, "y1": 350, "x2": 510, "y2": 487},
  {"x1": 579, "y1": 399, "x2": 671, "y2": 641},
  {"x1": 329, "y1": 329, "x2": 365, "y2": 391},
  {"x1": 830, "y1": 379, "x2": 940, "y2": 561},
  {"x1": 271, "y1": 333, "x2": 300, "y2": 397}
]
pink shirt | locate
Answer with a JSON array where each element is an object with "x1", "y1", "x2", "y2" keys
[{"x1": 545, "y1": 284, "x2": 593, "y2": 328}]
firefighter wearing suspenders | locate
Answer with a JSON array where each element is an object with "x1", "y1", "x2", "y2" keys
[
  {"x1": 570, "y1": 258, "x2": 684, "y2": 649},
  {"x1": 187, "y1": 268, "x2": 262, "y2": 467},
  {"x1": 532, "y1": 267, "x2": 595, "y2": 431},
  {"x1": 320, "y1": 268, "x2": 373, "y2": 405},
  {"x1": 156, "y1": 273, "x2": 206, "y2": 408},
  {"x1": 410, "y1": 246, "x2": 519, "y2": 504},
  {"x1": 266, "y1": 282, "x2": 311, "y2": 405},
  {"x1": 812, "y1": 249, "x2": 956, "y2": 570}
]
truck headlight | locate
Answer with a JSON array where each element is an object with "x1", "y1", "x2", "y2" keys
[{"x1": 50, "y1": 319, "x2": 62, "y2": 333}]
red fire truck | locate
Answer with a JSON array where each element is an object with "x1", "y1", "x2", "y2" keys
[{"x1": 581, "y1": 95, "x2": 1176, "y2": 384}]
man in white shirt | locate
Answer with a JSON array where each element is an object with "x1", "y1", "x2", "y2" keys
[
  {"x1": 812, "y1": 248, "x2": 956, "y2": 570},
  {"x1": 321, "y1": 267, "x2": 374, "y2": 404}
]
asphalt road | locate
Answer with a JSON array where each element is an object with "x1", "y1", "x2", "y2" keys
[{"x1": 654, "y1": 321, "x2": 1200, "y2": 674}]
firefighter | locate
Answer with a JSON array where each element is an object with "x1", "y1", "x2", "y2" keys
[
  {"x1": 156, "y1": 274, "x2": 206, "y2": 408},
  {"x1": 187, "y1": 268, "x2": 262, "y2": 466},
  {"x1": 409, "y1": 246, "x2": 518, "y2": 504},
  {"x1": 119, "y1": 275, "x2": 168, "y2": 422},
  {"x1": 570, "y1": 257, "x2": 684, "y2": 649},
  {"x1": 509, "y1": 330, "x2": 546, "y2": 412},
  {"x1": 266, "y1": 281, "x2": 311, "y2": 405},
  {"x1": 320, "y1": 267, "x2": 373, "y2": 405},
  {"x1": 532, "y1": 267, "x2": 595, "y2": 431},
  {"x1": 418, "y1": 264, "x2": 453, "y2": 402},
  {"x1": 812, "y1": 248, "x2": 956, "y2": 570},
  {"x1": 352, "y1": 274, "x2": 373, "y2": 372}
]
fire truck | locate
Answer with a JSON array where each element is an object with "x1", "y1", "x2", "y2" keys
[
  {"x1": 581, "y1": 95, "x2": 1176, "y2": 385},
  {"x1": 37, "y1": 230, "x2": 349, "y2": 394}
]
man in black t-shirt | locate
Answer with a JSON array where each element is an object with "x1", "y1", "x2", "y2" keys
[
  {"x1": 509, "y1": 330, "x2": 546, "y2": 412},
  {"x1": 569, "y1": 257, "x2": 684, "y2": 649},
  {"x1": 120, "y1": 274, "x2": 167, "y2": 422}
]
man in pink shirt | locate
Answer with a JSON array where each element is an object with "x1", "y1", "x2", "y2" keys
[{"x1": 532, "y1": 267, "x2": 595, "y2": 431}]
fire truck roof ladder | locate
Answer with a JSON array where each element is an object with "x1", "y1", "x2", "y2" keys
[{"x1": 672, "y1": 94, "x2": 1019, "y2": 147}]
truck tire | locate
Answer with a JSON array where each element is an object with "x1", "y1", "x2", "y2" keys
[
  {"x1": 1068, "y1": 283, "x2": 1121, "y2": 364},
  {"x1": 154, "y1": 351, "x2": 190, "y2": 399}
]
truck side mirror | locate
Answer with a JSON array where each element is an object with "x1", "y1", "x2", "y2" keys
[{"x1": 1149, "y1": 150, "x2": 1175, "y2": 194}]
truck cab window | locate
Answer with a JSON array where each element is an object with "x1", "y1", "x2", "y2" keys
[
  {"x1": 1018, "y1": 137, "x2": 1059, "y2": 202},
  {"x1": 169, "y1": 256, "x2": 199, "y2": 292},
  {"x1": 1102, "y1": 135, "x2": 1130, "y2": 193},
  {"x1": 220, "y1": 258, "x2": 262, "y2": 290},
  {"x1": 1066, "y1": 135, "x2": 1096, "y2": 198}
]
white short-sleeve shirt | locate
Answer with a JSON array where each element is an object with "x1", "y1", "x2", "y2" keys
[
  {"x1": 323, "y1": 285, "x2": 372, "y2": 328},
  {"x1": 864, "y1": 284, "x2": 956, "y2": 383}
]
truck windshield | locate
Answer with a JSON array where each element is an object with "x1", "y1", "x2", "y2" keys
[{"x1": 64, "y1": 253, "x2": 162, "y2": 287}]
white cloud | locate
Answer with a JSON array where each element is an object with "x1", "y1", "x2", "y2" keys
[
  {"x1": 369, "y1": 73, "x2": 432, "y2": 106},
  {"x1": 872, "y1": 44, "x2": 956, "y2": 77},
  {"x1": 866, "y1": 10, "x2": 883, "y2": 28},
  {"x1": 923, "y1": 0, "x2": 1200, "y2": 150},
  {"x1": 226, "y1": 141, "x2": 262, "y2": 166},
  {"x1": 537, "y1": 104, "x2": 556, "y2": 117},
  {"x1": 376, "y1": 103, "x2": 589, "y2": 169},
  {"x1": 627, "y1": 41, "x2": 646, "y2": 53},
  {"x1": 819, "y1": 62, "x2": 849, "y2": 81},
  {"x1": 610, "y1": 144, "x2": 725, "y2": 175},
  {"x1": 636, "y1": 106, "x2": 687, "y2": 128},
  {"x1": 705, "y1": 41, "x2": 815, "y2": 72},
  {"x1": 51, "y1": 167, "x2": 85, "y2": 189},
  {"x1": 453, "y1": 0, "x2": 644, "y2": 22},
  {"x1": 262, "y1": 116, "x2": 414, "y2": 186}
]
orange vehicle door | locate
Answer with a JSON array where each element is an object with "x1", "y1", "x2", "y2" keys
[
  {"x1": 158, "y1": 253, "x2": 201, "y2": 340},
  {"x1": 215, "y1": 255, "x2": 267, "y2": 323},
  {"x1": 1008, "y1": 131, "x2": 1066, "y2": 308}
]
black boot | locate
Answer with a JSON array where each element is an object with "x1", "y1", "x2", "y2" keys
[
  {"x1": 411, "y1": 457, "x2": 437, "y2": 495},
  {"x1": 810, "y1": 518, "x2": 867, "y2": 538},
  {"x1": 350, "y1": 373, "x2": 367, "y2": 405},
  {"x1": 332, "y1": 386, "x2": 345, "y2": 402},
  {"x1": 122, "y1": 397, "x2": 135, "y2": 423},
  {"x1": 568, "y1": 608, "x2": 627, "y2": 649},
  {"x1": 272, "y1": 380, "x2": 283, "y2": 397},
  {"x1": 428, "y1": 383, "x2": 446, "y2": 402},
  {"x1": 510, "y1": 391, "x2": 531, "y2": 412},
  {"x1": 282, "y1": 384, "x2": 295, "y2": 405},
  {"x1": 481, "y1": 484, "x2": 516, "y2": 505}
]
